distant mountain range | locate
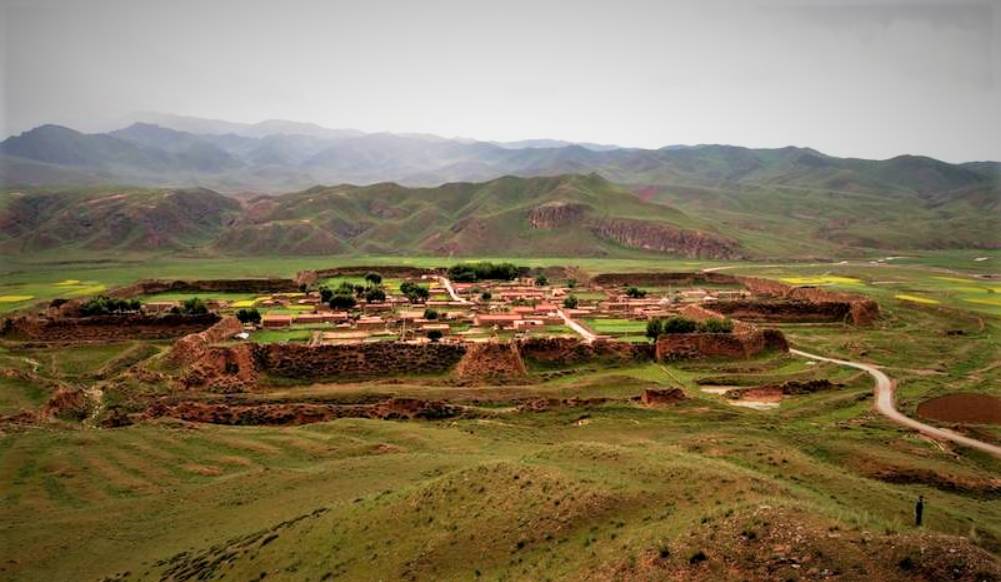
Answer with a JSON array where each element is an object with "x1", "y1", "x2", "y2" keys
[
  {"x1": 3, "y1": 115, "x2": 997, "y2": 196},
  {"x1": 1, "y1": 115, "x2": 997, "y2": 258}
]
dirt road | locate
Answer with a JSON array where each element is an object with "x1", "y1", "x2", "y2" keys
[
  {"x1": 791, "y1": 348, "x2": 1001, "y2": 458},
  {"x1": 558, "y1": 308, "x2": 597, "y2": 343},
  {"x1": 437, "y1": 276, "x2": 470, "y2": 304}
]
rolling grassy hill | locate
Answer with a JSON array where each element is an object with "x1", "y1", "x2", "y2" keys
[
  {"x1": 1, "y1": 168, "x2": 997, "y2": 259},
  {"x1": 0, "y1": 175, "x2": 744, "y2": 259}
]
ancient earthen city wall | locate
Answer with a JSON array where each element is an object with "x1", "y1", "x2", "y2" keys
[
  {"x1": 0, "y1": 313, "x2": 220, "y2": 342},
  {"x1": 590, "y1": 272, "x2": 741, "y2": 287},
  {"x1": 254, "y1": 342, "x2": 468, "y2": 379},
  {"x1": 107, "y1": 278, "x2": 299, "y2": 299},
  {"x1": 519, "y1": 337, "x2": 653, "y2": 366},
  {"x1": 655, "y1": 328, "x2": 787, "y2": 361}
]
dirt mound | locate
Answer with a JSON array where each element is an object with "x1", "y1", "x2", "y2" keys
[
  {"x1": 917, "y1": 393, "x2": 1001, "y2": 426},
  {"x1": 641, "y1": 387, "x2": 687, "y2": 406},
  {"x1": 454, "y1": 342, "x2": 527, "y2": 384}
]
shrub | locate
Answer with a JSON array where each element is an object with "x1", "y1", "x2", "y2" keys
[
  {"x1": 697, "y1": 317, "x2": 734, "y2": 333},
  {"x1": 364, "y1": 287, "x2": 386, "y2": 303},
  {"x1": 236, "y1": 308, "x2": 261, "y2": 324},
  {"x1": 427, "y1": 329, "x2": 443, "y2": 342},
  {"x1": 625, "y1": 286, "x2": 647, "y2": 299},
  {"x1": 364, "y1": 272, "x2": 382, "y2": 285},
  {"x1": 563, "y1": 295, "x2": 578, "y2": 309},
  {"x1": 329, "y1": 294, "x2": 356, "y2": 310},
  {"x1": 424, "y1": 308, "x2": 439, "y2": 320}
]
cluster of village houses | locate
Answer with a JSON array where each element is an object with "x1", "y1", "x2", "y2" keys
[{"x1": 145, "y1": 276, "x2": 750, "y2": 345}]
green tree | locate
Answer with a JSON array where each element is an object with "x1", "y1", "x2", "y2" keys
[
  {"x1": 625, "y1": 286, "x2": 647, "y2": 299},
  {"x1": 319, "y1": 287, "x2": 333, "y2": 303},
  {"x1": 423, "y1": 308, "x2": 439, "y2": 320},
  {"x1": 364, "y1": 272, "x2": 383, "y2": 285},
  {"x1": 563, "y1": 295, "x2": 578, "y2": 309},
  {"x1": 236, "y1": 308, "x2": 262, "y2": 324},
  {"x1": 180, "y1": 297, "x2": 209, "y2": 315},
  {"x1": 645, "y1": 318, "x2": 663, "y2": 341},
  {"x1": 661, "y1": 316, "x2": 697, "y2": 334},
  {"x1": 329, "y1": 294, "x2": 356, "y2": 310},
  {"x1": 566, "y1": 278, "x2": 578, "y2": 289},
  {"x1": 480, "y1": 291, "x2": 492, "y2": 302},
  {"x1": 427, "y1": 329, "x2": 444, "y2": 342},
  {"x1": 365, "y1": 287, "x2": 386, "y2": 303},
  {"x1": 535, "y1": 274, "x2": 549, "y2": 287}
]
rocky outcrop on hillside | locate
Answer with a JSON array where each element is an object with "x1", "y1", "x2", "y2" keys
[
  {"x1": 592, "y1": 219, "x2": 743, "y2": 259},
  {"x1": 528, "y1": 202, "x2": 590, "y2": 228}
]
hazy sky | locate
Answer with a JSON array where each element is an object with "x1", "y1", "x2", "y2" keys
[{"x1": 2, "y1": 0, "x2": 1000, "y2": 162}]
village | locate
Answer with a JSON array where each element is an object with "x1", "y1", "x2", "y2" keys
[{"x1": 138, "y1": 269, "x2": 754, "y2": 346}]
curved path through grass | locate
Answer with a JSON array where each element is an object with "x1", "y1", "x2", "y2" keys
[{"x1": 791, "y1": 348, "x2": 1001, "y2": 458}]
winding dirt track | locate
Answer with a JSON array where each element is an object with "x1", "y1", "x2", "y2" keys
[{"x1": 791, "y1": 348, "x2": 1001, "y2": 458}]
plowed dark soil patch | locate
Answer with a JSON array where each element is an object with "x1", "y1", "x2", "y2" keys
[{"x1": 917, "y1": 393, "x2": 1001, "y2": 425}]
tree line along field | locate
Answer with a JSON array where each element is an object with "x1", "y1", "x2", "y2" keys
[{"x1": 1, "y1": 253, "x2": 1000, "y2": 580}]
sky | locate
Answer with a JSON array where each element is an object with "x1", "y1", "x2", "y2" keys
[{"x1": 2, "y1": 0, "x2": 1000, "y2": 162}]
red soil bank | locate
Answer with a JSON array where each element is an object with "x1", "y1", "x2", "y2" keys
[
  {"x1": 0, "y1": 313, "x2": 220, "y2": 342},
  {"x1": 916, "y1": 393, "x2": 1001, "y2": 425}
]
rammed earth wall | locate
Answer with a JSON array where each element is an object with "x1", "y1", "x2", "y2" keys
[{"x1": 0, "y1": 313, "x2": 220, "y2": 342}]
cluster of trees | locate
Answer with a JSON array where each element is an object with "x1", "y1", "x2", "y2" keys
[
  {"x1": 236, "y1": 308, "x2": 261, "y2": 324},
  {"x1": 447, "y1": 262, "x2": 525, "y2": 283},
  {"x1": 79, "y1": 296, "x2": 142, "y2": 316},
  {"x1": 645, "y1": 316, "x2": 734, "y2": 340},
  {"x1": 400, "y1": 281, "x2": 430, "y2": 303},
  {"x1": 318, "y1": 272, "x2": 388, "y2": 309}
]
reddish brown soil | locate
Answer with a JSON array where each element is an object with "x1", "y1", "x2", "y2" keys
[{"x1": 917, "y1": 393, "x2": 1001, "y2": 426}]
